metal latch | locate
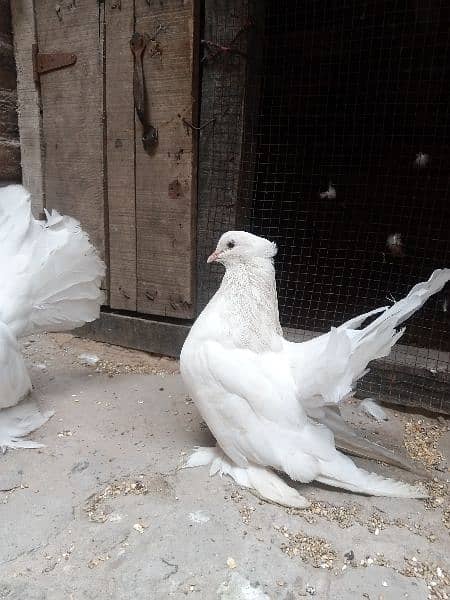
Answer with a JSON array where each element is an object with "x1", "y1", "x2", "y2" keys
[
  {"x1": 130, "y1": 32, "x2": 158, "y2": 153},
  {"x1": 32, "y1": 44, "x2": 77, "y2": 83}
]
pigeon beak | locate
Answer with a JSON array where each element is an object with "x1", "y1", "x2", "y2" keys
[{"x1": 207, "y1": 250, "x2": 220, "y2": 264}]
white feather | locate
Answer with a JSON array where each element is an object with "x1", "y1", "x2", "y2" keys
[
  {"x1": 360, "y1": 398, "x2": 389, "y2": 422},
  {"x1": 0, "y1": 184, "x2": 105, "y2": 449},
  {"x1": 184, "y1": 446, "x2": 310, "y2": 508},
  {"x1": 319, "y1": 182, "x2": 336, "y2": 199},
  {"x1": 180, "y1": 231, "x2": 447, "y2": 506},
  {"x1": 414, "y1": 152, "x2": 429, "y2": 168},
  {"x1": 0, "y1": 185, "x2": 105, "y2": 337}
]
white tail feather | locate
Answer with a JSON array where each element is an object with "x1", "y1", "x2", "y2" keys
[
  {"x1": 316, "y1": 470, "x2": 426, "y2": 498},
  {"x1": 345, "y1": 268, "x2": 450, "y2": 383},
  {"x1": 286, "y1": 268, "x2": 450, "y2": 408},
  {"x1": 314, "y1": 452, "x2": 427, "y2": 498}
]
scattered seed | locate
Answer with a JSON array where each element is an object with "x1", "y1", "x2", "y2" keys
[
  {"x1": 278, "y1": 526, "x2": 337, "y2": 569},
  {"x1": 88, "y1": 554, "x2": 110, "y2": 569},
  {"x1": 404, "y1": 420, "x2": 446, "y2": 469}
]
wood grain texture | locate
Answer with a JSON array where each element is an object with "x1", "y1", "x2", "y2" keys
[
  {"x1": 0, "y1": 89, "x2": 18, "y2": 139},
  {"x1": 134, "y1": 0, "x2": 198, "y2": 319},
  {"x1": 78, "y1": 311, "x2": 190, "y2": 358},
  {"x1": 196, "y1": 0, "x2": 251, "y2": 312},
  {"x1": 34, "y1": 0, "x2": 105, "y2": 259},
  {"x1": 0, "y1": 0, "x2": 13, "y2": 36},
  {"x1": 11, "y1": 0, "x2": 44, "y2": 209},
  {"x1": 0, "y1": 139, "x2": 20, "y2": 180},
  {"x1": 0, "y1": 24, "x2": 17, "y2": 91},
  {"x1": 0, "y1": 0, "x2": 20, "y2": 182},
  {"x1": 105, "y1": 2, "x2": 137, "y2": 311}
]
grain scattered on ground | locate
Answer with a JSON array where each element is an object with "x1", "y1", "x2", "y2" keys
[
  {"x1": 404, "y1": 419, "x2": 447, "y2": 469},
  {"x1": 276, "y1": 525, "x2": 337, "y2": 569}
]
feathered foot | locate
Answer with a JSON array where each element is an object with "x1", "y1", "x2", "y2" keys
[
  {"x1": 0, "y1": 399, "x2": 54, "y2": 453},
  {"x1": 184, "y1": 446, "x2": 310, "y2": 509}
]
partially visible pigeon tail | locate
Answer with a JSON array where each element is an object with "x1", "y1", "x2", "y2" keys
[
  {"x1": 316, "y1": 464, "x2": 427, "y2": 498},
  {"x1": 285, "y1": 268, "x2": 450, "y2": 409},
  {"x1": 318, "y1": 406, "x2": 429, "y2": 478},
  {"x1": 0, "y1": 184, "x2": 105, "y2": 338}
]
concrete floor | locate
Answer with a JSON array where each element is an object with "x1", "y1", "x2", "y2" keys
[{"x1": 0, "y1": 333, "x2": 448, "y2": 600}]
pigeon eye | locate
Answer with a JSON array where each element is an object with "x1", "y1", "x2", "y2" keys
[{"x1": 227, "y1": 241, "x2": 235, "y2": 249}]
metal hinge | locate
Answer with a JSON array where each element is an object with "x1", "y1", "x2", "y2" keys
[{"x1": 32, "y1": 44, "x2": 77, "y2": 84}]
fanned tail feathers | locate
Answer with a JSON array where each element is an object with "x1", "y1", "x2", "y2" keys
[
  {"x1": 28, "y1": 211, "x2": 105, "y2": 334},
  {"x1": 0, "y1": 185, "x2": 105, "y2": 336},
  {"x1": 289, "y1": 268, "x2": 450, "y2": 408},
  {"x1": 345, "y1": 268, "x2": 450, "y2": 383}
]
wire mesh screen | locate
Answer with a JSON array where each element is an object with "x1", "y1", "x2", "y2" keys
[{"x1": 197, "y1": 0, "x2": 450, "y2": 413}]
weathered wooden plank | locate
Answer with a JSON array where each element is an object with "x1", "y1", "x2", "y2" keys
[
  {"x1": 0, "y1": 0, "x2": 13, "y2": 36},
  {"x1": 34, "y1": 1, "x2": 105, "y2": 260},
  {"x1": 358, "y1": 363, "x2": 450, "y2": 416},
  {"x1": 0, "y1": 37, "x2": 16, "y2": 91},
  {"x1": 134, "y1": 0, "x2": 199, "y2": 319},
  {"x1": 105, "y1": 2, "x2": 137, "y2": 311},
  {"x1": 0, "y1": 1, "x2": 19, "y2": 182},
  {"x1": 0, "y1": 89, "x2": 18, "y2": 139},
  {"x1": 196, "y1": 0, "x2": 255, "y2": 312},
  {"x1": 11, "y1": 0, "x2": 44, "y2": 210},
  {"x1": 78, "y1": 311, "x2": 190, "y2": 358},
  {"x1": 0, "y1": 138, "x2": 20, "y2": 181}
]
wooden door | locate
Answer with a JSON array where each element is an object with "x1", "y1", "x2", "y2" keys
[
  {"x1": 15, "y1": 0, "x2": 198, "y2": 318},
  {"x1": 105, "y1": 0, "x2": 198, "y2": 318}
]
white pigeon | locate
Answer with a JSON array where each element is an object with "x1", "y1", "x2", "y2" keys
[
  {"x1": 180, "y1": 231, "x2": 450, "y2": 507},
  {"x1": 0, "y1": 185, "x2": 105, "y2": 451}
]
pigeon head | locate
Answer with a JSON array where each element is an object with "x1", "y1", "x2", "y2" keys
[{"x1": 207, "y1": 231, "x2": 278, "y2": 266}]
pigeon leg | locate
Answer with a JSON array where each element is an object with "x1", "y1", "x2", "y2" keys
[{"x1": 183, "y1": 446, "x2": 220, "y2": 468}]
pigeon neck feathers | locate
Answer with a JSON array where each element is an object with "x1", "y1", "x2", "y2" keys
[{"x1": 215, "y1": 257, "x2": 283, "y2": 352}]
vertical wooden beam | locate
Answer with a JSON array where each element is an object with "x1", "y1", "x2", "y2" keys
[
  {"x1": 196, "y1": 0, "x2": 263, "y2": 312},
  {"x1": 34, "y1": 0, "x2": 106, "y2": 260},
  {"x1": 10, "y1": 0, "x2": 44, "y2": 211},
  {"x1": 134, "y1": 0, "x2": 199, "y2": 319},
  {"x1": 105, "y1": 1, "x2": 137, "y2": 311},
  {"x1": 0, "y1": 0, "x2": 19, "y2": 169},
  {"x1": 236, "y1": 0, "x2": 265, "y2": 229}
]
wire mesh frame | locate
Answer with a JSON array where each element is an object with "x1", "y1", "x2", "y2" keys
[{"x1": 196, "y1": 0, "x2": 450, "y2": 413}]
